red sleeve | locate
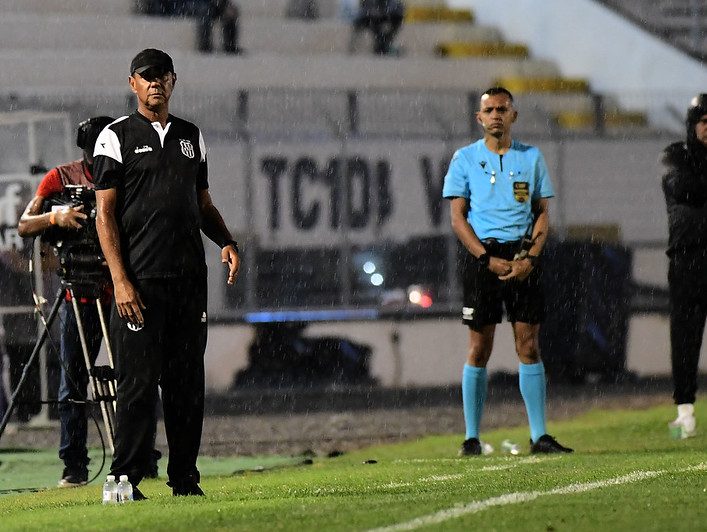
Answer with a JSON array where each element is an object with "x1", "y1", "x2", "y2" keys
[{"x1": 36, "y1": 168, "x2": 63, "y2": 198}]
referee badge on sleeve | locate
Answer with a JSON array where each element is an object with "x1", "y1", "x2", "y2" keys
[{"x1": 513, "y1": 182, "x2": 529, "y2": 203}]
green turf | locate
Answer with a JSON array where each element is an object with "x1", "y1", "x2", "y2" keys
[{"x1": 0, "y1": 400, "x2": 705, "y2": 531}]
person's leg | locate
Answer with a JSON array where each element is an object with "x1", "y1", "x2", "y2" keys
[
  {"x1": 669, "y1": 261, "x2": 705, "y2": 407},
  {"x1": 369, "y1": 16, "x2": 387, "y2": 54},
  {"x1": 221, "y1": 1, "x2": 240, "y2": 53},
  {"x1": 458, "y1": 250, "x2": 502, "y2": 455},
  {"x1": 109, "y1": 283, "x2": 164, "y2": 487},
  {"x1": 57, "y1": 302, "x2": 90, "y2": 482},
  {"x1": 513, "y1": 322, "x2": 546, "y2": 442},
  {"x1": 462, "y1": 325, "x2": 494, "y2": 440},
  {"x1": 379, "y1": 10, "x2": 403, "y2": 54},
  {"x1": 508, "y1": 261, "x2": 570, "y2": 453},
  {"x1": 162, "y1": 279, "x2": 207, "y2": 492},
  {"x1": 195, "y1": 1, "x2": 214, "y2": 52}
]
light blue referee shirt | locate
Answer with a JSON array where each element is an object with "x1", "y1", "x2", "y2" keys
[{"x1": 442, "y1": 139, "x2": 554, "y2": 242}]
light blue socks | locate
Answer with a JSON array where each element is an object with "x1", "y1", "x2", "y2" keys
[
  {"x1": 519, "y1": 361, "x2": 547, "y2": 442},
  {"x1": 462, "y1": 364, "x2": 487, "y2": 439}
]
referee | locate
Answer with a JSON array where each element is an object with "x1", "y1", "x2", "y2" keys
[
  {"x1": 93, "y1": 49, "x2": 240, "y2": 498},
  {"x1": 443, "y1": 87, "x2": 572, "y2": 456}
]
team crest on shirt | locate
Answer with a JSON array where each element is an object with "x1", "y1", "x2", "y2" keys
[
  {"x1": 513, "y1": 182, "x2": 529, "y2": 203},
  {"x1": 179, "y1": 139, "x2": 195, "y2": 159}
]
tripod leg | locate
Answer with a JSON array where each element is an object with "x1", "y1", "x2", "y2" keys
[
  {"x1": 0, "y1": 287, "x2": 64, "y2": 443},
  {"x1": 96, "y1": 299, "x2": 117, "y2": 449},
  {"x1": 69, "y1": 291, "x2": 115, "y2": 452}
]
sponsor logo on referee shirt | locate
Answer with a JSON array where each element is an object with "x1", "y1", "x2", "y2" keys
[
  {"x1": 462, "y1": 307, "x2": 474, "y2": 319},
  {"x1": 201, "y1": 311, "x2": 207, "y2": 323},
  {"x1": 180, "y1": 139, "x2": 195, "y2": 159},
  {"x1": 134, "y1": 145, "x2": 153, "y2": 154},
  {"x1": 127, "y1": 322, "x2": 144, "y2": 332}
]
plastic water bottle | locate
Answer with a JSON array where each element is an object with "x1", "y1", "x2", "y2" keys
[
  {"x1": 102, "y1": 475, "x2": 118, "y2": 504},
  {"x1": 117, "y1": 475, "x2": 133, "y2": 503},
  {"x1": 501, "y1": 439, "x2": 521, "y2": 455}
]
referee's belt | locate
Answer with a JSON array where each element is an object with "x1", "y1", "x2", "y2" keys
[{"x1": 481, "y1": 238, "x2": 522, "y2": 247}]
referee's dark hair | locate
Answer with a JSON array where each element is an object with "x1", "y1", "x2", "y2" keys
[
  {"x1": 481, "y1": 87, "x2": 514, "y2": 103},
  {"x1": 76, "y1": 116, "x2": 114, "y2": 151}
]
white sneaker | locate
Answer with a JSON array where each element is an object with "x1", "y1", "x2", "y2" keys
[{"x1": 668, "y1": 415, "x2": 697, "y2": 439}]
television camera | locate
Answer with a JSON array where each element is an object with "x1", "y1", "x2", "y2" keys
[{"x1": 42, "y1": 184, "x2": 107, "y2": 287}]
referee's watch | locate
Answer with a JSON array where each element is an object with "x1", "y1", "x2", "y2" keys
[
  {"x1": 477, "y1": 252, "x2": 490, "y2": 267},
  {"x1": 222, "y1": 239, "x2": 240, "y2": 254}
]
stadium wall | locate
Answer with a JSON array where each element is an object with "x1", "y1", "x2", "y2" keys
[{"x1": 205, "y1": 314, "x2": 707, "y2": 391}]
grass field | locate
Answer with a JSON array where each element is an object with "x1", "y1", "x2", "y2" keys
[{"x1": 0, "y1": 400, "x2": 705, "y2": 531}]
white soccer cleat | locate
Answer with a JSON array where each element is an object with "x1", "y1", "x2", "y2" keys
[{"x1": 668, "y1": 415, "x2": 697, "y2": 439}]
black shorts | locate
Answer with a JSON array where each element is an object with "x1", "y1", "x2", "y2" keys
[{"x1": 461, "y1": 239, "x2": 544, "y2": 329}]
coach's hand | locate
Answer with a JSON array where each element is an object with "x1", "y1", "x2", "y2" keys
[
  {"x1": 222, "y1": 244, "x2": 240, "y2": 285},
  {"x1": 498, "y1": 257, "x2": 534, "y2": 282},
  {"x1": 114, "y1": 278, "x2": 146, "y2": 326}
]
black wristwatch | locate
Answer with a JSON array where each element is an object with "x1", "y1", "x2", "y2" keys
[
  {"x1": 477, "y1": 252, "x2": 490, "y2": 267},
  {"x1": 526, "y1": 254, "x2": 539, "y2": 267},
  {"x1": 222, "y1": 239, "x2": 240, "y2": 254}
]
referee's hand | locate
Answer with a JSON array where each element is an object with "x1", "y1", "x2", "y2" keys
[
  {"x1": 222, "y1": 244, "x2": 240, "y2": 285},
  {"x1": 489, "y1": 256, "x2": 513, "y2": 277},
  {"x1": 498, "y1": 257, "x2": 534, "y2": 282}
]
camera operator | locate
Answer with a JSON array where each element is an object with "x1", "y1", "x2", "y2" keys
[{"x1": 17, "y1": 116, "x2": 161, "y2": 487}]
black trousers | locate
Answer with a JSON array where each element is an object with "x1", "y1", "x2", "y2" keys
[
  {"x1": 669, "y1": 255, "x2": 706, "y2": 405},
  {"x1": 109, "y1": 277, "x2": 207, "y2": 487}
]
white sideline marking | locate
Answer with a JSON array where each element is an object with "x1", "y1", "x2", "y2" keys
[
  {"x1": 420, "y1": 474, "x2": 463, "y2": 483},
  {"x1": 481, "y1": 455, "x2": 559, "y2": 471},
  {"x1": 368, "y1": 463, "x2": 706, "y2": 532}
]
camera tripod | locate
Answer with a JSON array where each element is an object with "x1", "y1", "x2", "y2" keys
[{"x1": 0, "y1": 281, "x2": 117, "y2": 451}]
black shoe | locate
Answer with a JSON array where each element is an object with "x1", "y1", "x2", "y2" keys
[
  {"x1": 132, "y1": 485, "x2": 148, "y2": 501},
  {"x1": 172, "y1": 482, "x2": 205, "y2": 496},
  {"x1": 530, "y1": 434, "x2": 574, "y2": 454},
  {"x1": 458, "y1": 438, "x2": 482, "y2": 456},
  {"x1": 57, "y1": 467, "x2": 88, "y2": 488}
]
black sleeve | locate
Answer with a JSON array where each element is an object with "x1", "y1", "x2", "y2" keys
[{"x1": 661, "y1": 144, "x2": 707, "y2": 207}]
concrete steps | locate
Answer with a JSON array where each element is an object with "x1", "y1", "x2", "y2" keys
[
  {"x1": 0, "y1": 12, "x2": 499, "y2": 57},
  {"x1": 0, "y1": 49, "x2": 559, "y2": 91}
]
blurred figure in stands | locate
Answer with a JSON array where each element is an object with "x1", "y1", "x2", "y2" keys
[
  {"x1": 348, "y1": 0, "x2": 405, "y2": 56},
  {"x1": 142, "y1": 1, "x2": 243, "y2": 54},
  {"x1": 193, "y1": 0, "x2": 242, "y2": 54},
  {"x1": 286, "y1": 0, "x2": 320, "y2": 20}
]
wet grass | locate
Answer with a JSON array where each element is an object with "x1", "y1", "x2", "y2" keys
[{"x1": 0, "y1": 400, "x2": 704, "y2": 531}]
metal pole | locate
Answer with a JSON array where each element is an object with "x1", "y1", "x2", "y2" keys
[
  {"x1": 26, "y1": 121, "x2": 52, "y2": 426},
  {"x1": 323, "y1": 95, "x2": 353, "y2": 306}
]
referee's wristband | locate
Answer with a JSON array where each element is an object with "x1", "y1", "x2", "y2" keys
[{"x1": 221, "y1": 239, "x2": 240, "y2": 254}]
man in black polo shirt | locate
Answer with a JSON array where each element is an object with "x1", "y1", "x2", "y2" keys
[{"x1": 93, "y1": 48, "x2": 240, "y2": 498}]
